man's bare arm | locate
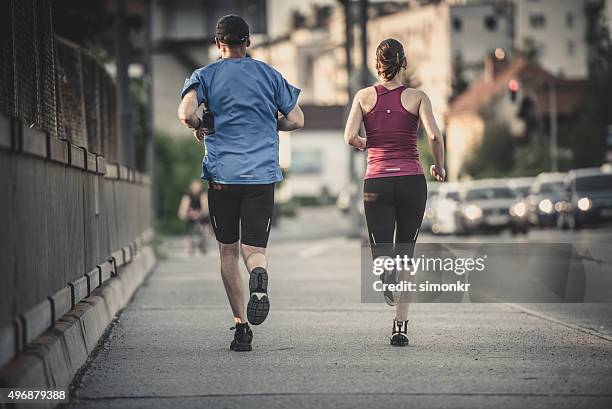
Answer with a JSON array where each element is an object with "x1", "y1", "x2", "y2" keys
[
  {"x1": 278, "y1": 104, "x2": 304, "y2": 131},
  {"x1": 178, "y1": 89, "x2": 200, "y2": 129}
]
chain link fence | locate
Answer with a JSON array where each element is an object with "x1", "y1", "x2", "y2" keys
[{"x1": 1, "y1": 0, "x2": 119, "y2": 162}]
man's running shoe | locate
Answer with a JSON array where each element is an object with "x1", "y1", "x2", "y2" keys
[
  {"x1": 230, "y1": 322, "x2": 253, "y2": 351},
  {"x1": 390, "y1": 319, "x2": 409, "y2": 346},
  {"x1": 247, "y1": 267, "x2": 270, "y2": 325},
  {"x1": 380, "y1": 269, "x2": 399, "y2": 306}
]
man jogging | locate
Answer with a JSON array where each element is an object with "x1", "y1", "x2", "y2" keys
[{"x1": 177, "y1": 14, "x2": 304, "y2": 352}]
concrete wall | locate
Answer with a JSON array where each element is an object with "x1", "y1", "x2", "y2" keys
[{"x1": 0, "y1": 113, "x2": 152, "y2": 366}]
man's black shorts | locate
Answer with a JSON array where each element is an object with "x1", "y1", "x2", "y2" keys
[{"x1": 207, "y1": 182, "x2": 274, "y2": 248}]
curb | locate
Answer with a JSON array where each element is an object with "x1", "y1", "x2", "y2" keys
[{"x1": 0, "y1": 246, "x2": 157, "y2": 409}]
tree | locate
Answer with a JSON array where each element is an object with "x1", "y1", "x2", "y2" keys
[
  {"x1": 566, "y1": 0, "x2": 612, "y2": 168},
  {"x1": 154, "y1": 133, "x2": 205, "y2": 233},
  {"x1": 462, "y1": 97, "x2": 516, "y2": 178},
  {"x1": 512, "y1": 96, "x2": 549, "y2": 176},
  {"x1": 554, "y1": 1, "x2": 611, "y2": 169}
]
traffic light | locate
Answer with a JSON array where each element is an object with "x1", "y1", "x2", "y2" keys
[{"x1": 508, "y1": 79, "x2": 520, "y2": 102}]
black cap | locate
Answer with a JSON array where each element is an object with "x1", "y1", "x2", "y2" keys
[{"x1": 215, "y1": 15, "x2": 250, "y2": 45}]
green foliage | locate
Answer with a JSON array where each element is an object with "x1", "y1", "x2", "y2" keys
[
  {"x1": 463, "y1": 98, "x2": 516, "y2": 178},
  {"x1": 154, "y1": 133, "x2": 205, "y2": 234},
  {"x1": 511, "y1": 133, "x2": 549, "y2": 177},
  {"x1": 566, "y1": 0, "x2": 612, "y2": 168},
  {"x1": 562, "y1": 100, "x2": 607, "y2": 168},
  {"x1": 131, "y1": 77, "x2": 148, "y2": 172}
]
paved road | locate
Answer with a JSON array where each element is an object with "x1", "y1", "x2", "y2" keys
[{"x1": 67, "y1": 207, "x2": 612, "y2": 409}]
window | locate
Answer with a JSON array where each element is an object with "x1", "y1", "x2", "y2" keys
[
  {"x1": 484, "y1": 15, "x2": 498, "y2": 32},
  {"x1": 466, "y1": 188, "x2": 515, "y2": 201},
  {"x1": 529, "y1": 14, "x2": 546, "y2": 29},
  {"x1": 292, "y1": 149, "x2": 323, "y2": 175},
  {"x1": 537, "y1": 182, "x2": 563, "y2": 195},
  {"x1": 452, "y1": 16, "x2": 463, "y2": 32},
  {"x1": 566, "y1": 12, "x2": 574, "y2": 29},
  {"x1": 576, "y1": 174, "x2": 612, "y2": 191},
  {"x1": 567, "y1": 40, "x2": 575, "y2": 56}
]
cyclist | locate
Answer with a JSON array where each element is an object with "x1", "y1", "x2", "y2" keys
[{"x1": 177, "y1": 180, "x2": 210, "y2": 255}]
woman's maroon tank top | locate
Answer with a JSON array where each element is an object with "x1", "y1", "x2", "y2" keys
[{"x1": 363, "y1": 84, "x2": 423, "y2": 179}]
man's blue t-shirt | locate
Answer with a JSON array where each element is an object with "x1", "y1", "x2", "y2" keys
[{"x1": 181, "y1": 57, "x2": 300, "y2": 184}]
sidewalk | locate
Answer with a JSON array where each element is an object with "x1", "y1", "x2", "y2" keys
[{"x1": 68, "y1": 214, "x2": 612, "y2": 409}]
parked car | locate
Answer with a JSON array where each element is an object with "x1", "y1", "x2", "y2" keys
[
  {"x1": 430, "y1": 182, "x2": 461, "y2": 234},
  {"x1": 456, "y1": 180, "x2": 518, "y2": 234},
  {"x1": 526, "y1": 172, "x2": 566, "y2": 227},
  {"x1": 507, "y1": 177, "x2": 535, "y2": 198},
  {"x1": 421, "y1": 183, "x2": 440, "y2": 233},
  {"x1": 507, "y1": 177, "x2": 534, "y2": 234},
  {"x1": 557, "y1": 167, "x2": 612, "y2": 229}
]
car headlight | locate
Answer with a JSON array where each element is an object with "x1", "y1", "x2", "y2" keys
[
  {"x1": 464, "y1": 204, "x2": 483, "y2": 220},
  {"x1": 425, "y1": 208, "x2": 435, "y2": 219},
  {"x1": 511, "y1": 202, "x2": 527, "y2": 218},
  {"x1": 577, "y1": 197, "x2": 592, "y2": 212},
  {"x1": 538, "y1": 199, "x2": 553, "y2": 214}
]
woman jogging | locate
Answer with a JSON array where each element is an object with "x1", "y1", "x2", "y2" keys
[{"x1": 343, "y1": 38, "x2": 445, "y2": 347}]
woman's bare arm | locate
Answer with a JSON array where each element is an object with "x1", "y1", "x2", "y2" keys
[
  {"x1": 418, "y1": 92, "x2": 445, "y2": 181},
  {"x1": 343, "y1": 92, "x2": 367, "y2": 150}
]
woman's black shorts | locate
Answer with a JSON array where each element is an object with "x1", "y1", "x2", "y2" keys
[{"x1": 363, "y1": 174, "x2": 427, "y2": 259}]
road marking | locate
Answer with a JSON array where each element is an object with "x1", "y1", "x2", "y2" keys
[{"x1": 503, "y1": 303, "x2": 612, "y2": 343}]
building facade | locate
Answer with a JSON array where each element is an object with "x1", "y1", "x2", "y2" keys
[{"x1": 514, "y1": 0, "x2": 589, "y2": 78}]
